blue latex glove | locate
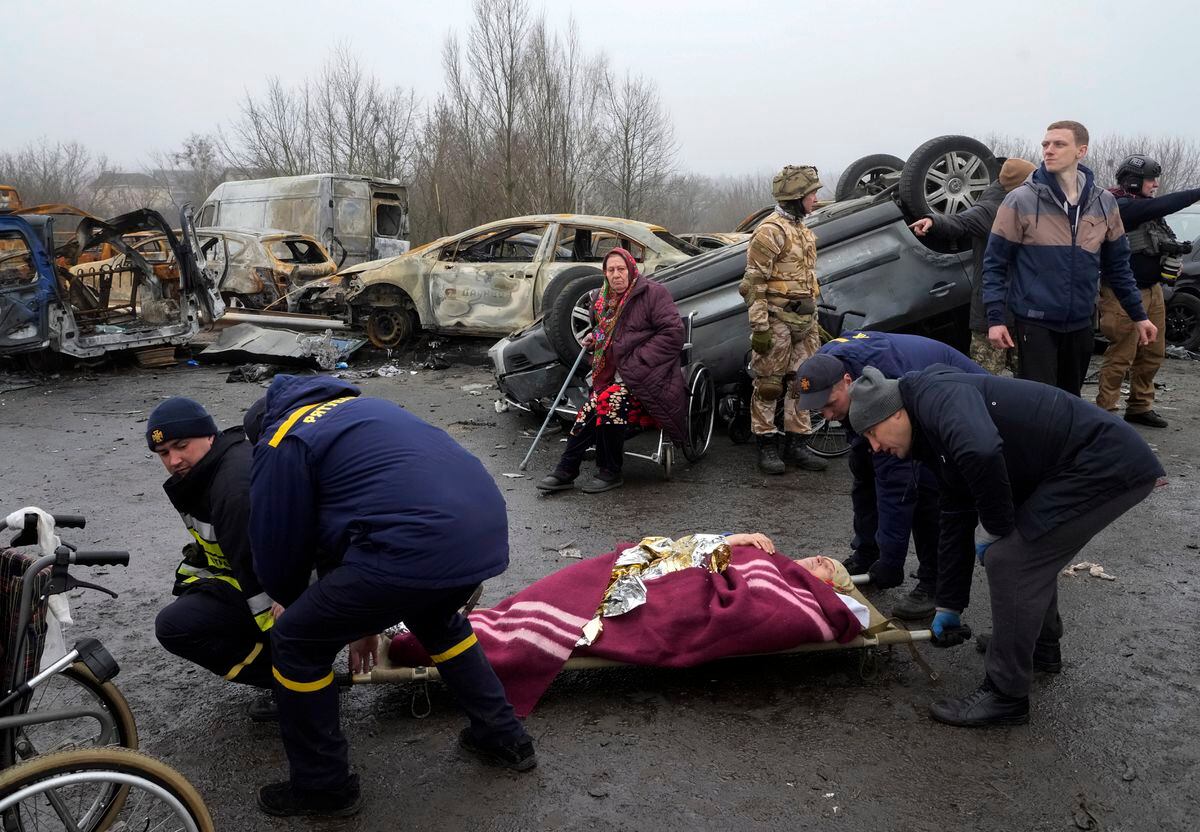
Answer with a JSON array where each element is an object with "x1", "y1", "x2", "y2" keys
[
  {"x1": 931, "y1": 610, "x2": 961, "y2": 638},
  {"x1": 974, "y1": 524, "x2": 1001, "y2": 566}
]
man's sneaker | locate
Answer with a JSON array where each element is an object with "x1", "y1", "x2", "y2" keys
[
  {"x1": 1125, "y1": 409, "x2": 1168, "y2": 428},
  {"x1": 257, "y1": 774, "x2": 362, "y2": 818},
  {"x1": 459, "y1": 728, "x2": 538, "y2": 772},
  {"x1": 892, "y1": 583, "x2": 936, "y2": 619},
  {"x1": 246, "y1": 692, "x2": 278, "y2": 723},
  {"x1": 974, "y1": 633, "x2": 1062, "y2": 673},
  {"x1": 580, "y1": 473, "x2": 623, "y2": 494},
  {"x1": 867, "y1": 560, "x2": 904, "y2": 589},
  {"x1": 841, "y1": 550, "x2": 878, "y2": 576},
  {"x1": 928, "y1": 678, "x2": 1029, "y2": 727}
]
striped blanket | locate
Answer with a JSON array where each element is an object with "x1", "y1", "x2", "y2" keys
[{"x1": 388, "y1": 545, "x2": 863, "y2": 716}]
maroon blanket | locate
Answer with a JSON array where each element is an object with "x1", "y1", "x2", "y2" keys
[{"x1": 388, "y1": 545, "x2": 862, "y2": 716}]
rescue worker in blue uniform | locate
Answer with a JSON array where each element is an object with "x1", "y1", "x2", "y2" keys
[
  {"x1": 792, "y1": 332, "x2": 986, "y2": 623},
  {"x1": 147, "y1": 398, "x2": 277, "y2": 718},
  {"x1": 243, "y1": 375, "x2": 533, "y2": 819}
]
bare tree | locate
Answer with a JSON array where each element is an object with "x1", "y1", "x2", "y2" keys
[
  {"x1": 595, "y1": 70, "x2": 678, "y2": 220},
  {"x1": 0, "y1": 139, "x2": 110, "y2": 209}
]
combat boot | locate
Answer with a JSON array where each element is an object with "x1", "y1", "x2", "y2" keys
[
  {"x1": 782, "y1": 433, "x2": 828, "y2": 471},
  {"x1": 756, "y1": 434, "x2": 786, "y2": 475}
]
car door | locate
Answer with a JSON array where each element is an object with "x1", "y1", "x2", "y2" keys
[
  {"x1": 178, "y1": 206, "x2": 225, "y2": 324},
  {"x1": 370, "y1": 187, "x2": 410, "y2": 259},
  {"x1": 428, "y1": 223, "x2": 549, "y2": 334},
  {"x1": 0, "y1": 217, "x2": 54, "y2": 354}
]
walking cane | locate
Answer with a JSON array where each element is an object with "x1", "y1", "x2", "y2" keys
[{"x1": 519, "y1": 346, "x2": 588, "y2": 471}]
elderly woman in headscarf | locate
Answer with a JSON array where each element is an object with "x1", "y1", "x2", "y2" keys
[{"x1": 537, "y1": 247, "x2": 687, "y2": 493}]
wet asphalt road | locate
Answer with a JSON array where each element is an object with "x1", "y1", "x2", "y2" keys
[{"x1": 2, "y1": 341, "x2": 1197, "y2": 831}]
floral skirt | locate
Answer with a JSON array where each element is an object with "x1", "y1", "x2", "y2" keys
[{"x1": 571, "y1": 383, "x2": 658, "y2": 435}]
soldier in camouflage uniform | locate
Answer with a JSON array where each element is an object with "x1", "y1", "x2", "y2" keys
[{"x1": 739, "y1": 165, "x2": 828, "y2": 475}]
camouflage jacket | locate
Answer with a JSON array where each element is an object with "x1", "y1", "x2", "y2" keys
[{"x1": 739, "y1": 209, "x2": 819, "y2": 331}]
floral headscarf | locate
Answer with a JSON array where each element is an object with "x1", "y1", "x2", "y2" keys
[{"x1": 590, "y1": 247, "x2": 640, "y2": 378}]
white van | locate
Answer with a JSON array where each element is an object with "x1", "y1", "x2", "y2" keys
[{"x1": 198, "y1": 174, "x2": 409, "y2": 268}]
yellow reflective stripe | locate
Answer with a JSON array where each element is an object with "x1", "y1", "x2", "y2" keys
[
  {"x1": 224, "y1": 642, "x2": 263, "y2": 681},
  {"x1": 273, "y1": 667, "x2": 335, "y2": 692},
  {"x1": 430, "y1": 633, "x2": 478, "y2": 664},
  {"x1": 179, "y1": 572, "x2": 242, "y2": 590},
  {"x1": 268, "y1": 404, "x2": 319, "y2": 448},
  {"x1": 254, "y1": 610, "x2": 275, "y2": 632}
]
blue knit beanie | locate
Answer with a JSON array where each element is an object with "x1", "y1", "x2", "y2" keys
[{"x1": 146, "y1": 397, "x2": 218, "y2": 450}]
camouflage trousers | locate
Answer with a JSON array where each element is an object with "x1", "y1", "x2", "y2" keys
[
  {"x1": 970, "y1": 331, "x2": 1013, "y2": 375},
  {"x1": 750, "y1": 318, "x2": 820, "y2": 435}
]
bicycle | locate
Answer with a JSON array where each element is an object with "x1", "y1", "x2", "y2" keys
[{"x1": 0, "y1": 507, "x2": 214, "y2": 831}]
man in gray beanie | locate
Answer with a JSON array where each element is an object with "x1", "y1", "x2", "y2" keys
[{"x1": 849, "y1": 365, "x2": 1162, "y2": 727}]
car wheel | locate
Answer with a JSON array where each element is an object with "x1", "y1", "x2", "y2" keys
[
  {"x1": 1166, "y1": 291, "x2": 1200, "y2": 350},
  {"x1": 543, "y1": 266, "x2": 604, "y2": 363},
  {"x1": 366, "y1": 306, "x2": 417, "y2": 349},
  {"x1": 899, "y1": 135, "x2": 1000, "y2": 217},
  {"x1": 835, "y1": 154, "x2": 905, "y2": 202}
]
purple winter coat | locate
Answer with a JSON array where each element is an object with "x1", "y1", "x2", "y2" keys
[{"x1": 601, "y1": 278, "x2": 687, "y2": 442}]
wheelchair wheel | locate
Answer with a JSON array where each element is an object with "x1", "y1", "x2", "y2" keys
[
  {"x1": 683, "y1": 365, "x2": 716, "y2": 463},
  {"x1": 0, "y1": 747, "x2": 214, "y2": 832},
  {"x1": 805, "y1": 412, "x2": 852, "y2": 458},
  {"x1": 662, "y1": 442, "x2": 674, "y2": 480}
]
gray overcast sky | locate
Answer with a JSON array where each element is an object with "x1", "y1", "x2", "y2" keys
[{"x1": 3, "y1": 0, "x2": 1195, "y2": 177}]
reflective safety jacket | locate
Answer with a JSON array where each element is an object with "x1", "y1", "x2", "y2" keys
[{"x1": 162, "y1": 428, "x2": 274, "y2": 632}]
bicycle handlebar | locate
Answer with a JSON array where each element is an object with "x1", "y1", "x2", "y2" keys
[
  {"x1": 72, "y1": 551, "x2": 130, "y2": 567},
  {"x1": 52, "y1": 514, "x2": 86, "y2": 529}
]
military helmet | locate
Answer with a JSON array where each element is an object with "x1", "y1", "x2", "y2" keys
[
  {"x1": 1116, "y1": 155, "x2": 1162, "y2": 190},
  {"x1": 772, "y1": 165, "x2": 823, "y2": 201}
]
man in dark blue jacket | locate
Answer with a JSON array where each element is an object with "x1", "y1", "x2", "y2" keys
[
  {"x1": 1096, "y1": 155, "x2": 1200, "y2": 426},
  {"x1": 243, "y1": 375, "x2": 533, "y2": 818},
  {"x1": 848, "y1": 365, "x2": 1163, "y2": 726},
  {"x1": 794, "y1": 332, "x2": 985, "y2": 621}
]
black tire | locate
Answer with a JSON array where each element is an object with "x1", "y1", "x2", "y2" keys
[
  {"x1": 683, "y1": 365, "x2": 715, "y2": 462},
  {"x1": 543, "y1": 266, "x2": 603, "y2": 363},
  {"x1": 805, "y1": 412, "x2": 851, "y2": 458},
  {"x1": 1166, "y1": 291, "x2": 1200, "y2": 351},
  {"x1": 366, "y1": 306, "x2": 417, "y2": 349},
  {"x1": 835, "y1": 154, "x2": 905, "y2": 202},
  {"x1": 899, "y1": 135, "x2": 1000, "y2": 218},
  {"x1": 0, "y1": 747, "x2": 214, "y2": 832}
]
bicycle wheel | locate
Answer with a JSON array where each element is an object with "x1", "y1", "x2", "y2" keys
[
  {"x1": 805, "y1": 412, "x2": 852, "y2": 458},
  {"x1": 1, "y1": 664, "x2": 138, "y2": 829},
  {"x1": 0, "y1": 747, "x2": 214, "y2": 832}
]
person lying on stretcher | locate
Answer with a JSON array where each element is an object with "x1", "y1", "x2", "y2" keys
[{"x1": 380, "y1": 532, "x2": 869, "y2": 716}]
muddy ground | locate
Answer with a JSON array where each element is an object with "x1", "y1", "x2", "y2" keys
[{"x1": 2, "y1": 342, "x2": 1197, "y2": 832}]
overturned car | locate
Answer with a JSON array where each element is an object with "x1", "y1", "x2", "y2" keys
[
  {"x1": 490, "y1": 135, "x2": 1001, "y2": 417},
  {"x1": 0, "y1": 206, "x2": 222, "y2": 364}
]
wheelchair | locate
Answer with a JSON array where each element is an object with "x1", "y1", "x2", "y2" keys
[{"x1": 549, "y1": 312, "x2": 715, "y2": 479}]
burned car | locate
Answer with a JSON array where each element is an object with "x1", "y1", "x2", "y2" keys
[
  {"x1": 298, "y1": 214, "x2": 701, "y2": 348},
  {"x1": 0, "y1": 206, "x2": 222, "y2": 364},
  {"x1": 679, "y1": 232, "x2": 751, "y2": 251},
  {"x1": 198, "y1": 228, "x2": 336, "y2": 310},
  {"x1": 490, "y1": 135, "x2": 1002, "y2": 414}
]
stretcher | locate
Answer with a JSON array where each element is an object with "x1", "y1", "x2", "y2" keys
[{"x1": 343, "y1": 576, "x2": 936, "y2": 693}]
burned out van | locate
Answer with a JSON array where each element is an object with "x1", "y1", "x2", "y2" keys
[{"x1": 198, "y1": 174, "x2": 409, "y2": 268}]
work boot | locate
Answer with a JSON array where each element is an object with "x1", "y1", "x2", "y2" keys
[
  {"x1": 841, "y1": 550, "x2": 878, "y2": 576},
  {"x1": 1125, "y1": 409, "x2": 1168, "y2": 428},
  {"x1": 928, "y1": 678, "x2": 1029, "y2": 727},
  {"x1": 782, "y1": 433, "x2": 828, "y2": 471},
  {"x1": 257, "y1": 774, "x2": 362, "y2": 818},
  {"x1": 867, "y1": 560, "x2": 904, "y2": 589},
  {"x1": 536, "y1": 471, "x2": 576, "y2": 492},
  {"x1": 246, "y1": 692, "x2": 278, "y2": 723},
  {"x1": 891, "y1": 582, "x2": 936, "y2": 620},
  {"x1": 459, "y1": 728, "x2": 538, "y2": 772},
  {"x1": 756, "y1": 434, "x2": 786, "y2": 475},
  {"x1": 974, "y1": 634, "x2": 1063, "y2": 673}
]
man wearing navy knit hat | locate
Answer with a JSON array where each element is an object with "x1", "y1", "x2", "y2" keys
[{"x1": 147, "y1": 397, "x2": 277, "y2": 721}]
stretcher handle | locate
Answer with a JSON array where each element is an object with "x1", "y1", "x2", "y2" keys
[{"x1": 72, "y1": 551, "x2": 130, "y2": 567}]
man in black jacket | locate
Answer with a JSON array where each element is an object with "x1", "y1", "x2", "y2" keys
[
  {"x1": 1097, "y1": 155, "x2": 1200, "y2": 427},
  {"x1": 848, "y1": 366, "x2": 1163, "y2": 726},
  {"x1": 148, "y1": 398, "x2": 276, "y2": 717},
  {"x1": 909, "y1": 157, "x2": 1036, "y2": 373}
]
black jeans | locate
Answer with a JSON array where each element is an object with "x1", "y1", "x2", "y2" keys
[
  {"x1": 554, "y1": 419, "x2": 625, "y2": 479},
  {"x1": 155, "y1": 583, "x2": 272, "y2": 688},
  {"x1": 847, "y1": 442, "x2": 938, "y2": 586},
  {"x1": 1014, "y1": 320, "x2": 1093, "y2": 396}
]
